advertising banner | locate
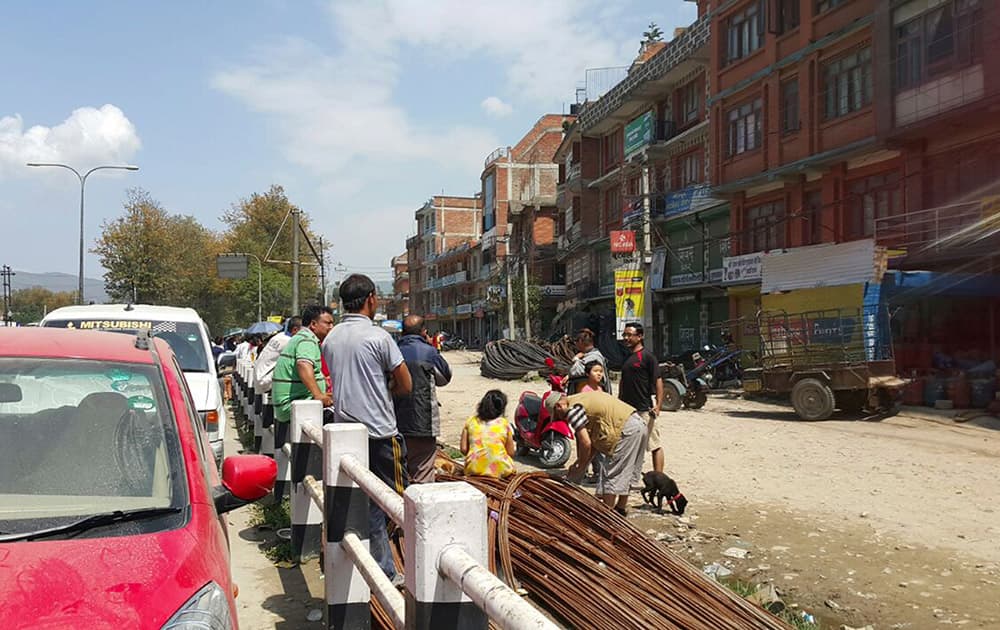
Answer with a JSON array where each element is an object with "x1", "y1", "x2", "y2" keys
[
  {"x1": 624, "y1": 110, "x2": 654, "y2": 157},
  {"x1": 614, "y1": 268, "x2": 645, "y2": 338}
]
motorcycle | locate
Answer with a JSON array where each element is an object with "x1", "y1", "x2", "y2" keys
[
  {"x1": 512, "y1": 357, "x2": 574, "y2": 468},
  {"x1": 661, "y1": 345, "x2": 744, "y2": 411}
]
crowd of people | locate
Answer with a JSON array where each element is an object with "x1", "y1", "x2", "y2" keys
[{"x1": 235, "y1": 273, "x2": 675, "y2": 582}]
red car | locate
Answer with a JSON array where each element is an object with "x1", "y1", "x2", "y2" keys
[{"x1": 0, "y1": 327, "x2": 276, "y2": 629}]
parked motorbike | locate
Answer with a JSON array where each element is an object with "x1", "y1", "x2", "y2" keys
[
  {"x1": 441, "y1": 334, "x2": 466, "y2": 351},
  {"x1": 512, "y1": 357, "x2": 574, "y2": 468},
  {"x1": 660, "y1": 359, "x2": 710, "y2": 411}
]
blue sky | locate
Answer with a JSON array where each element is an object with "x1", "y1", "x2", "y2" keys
[{"x1": 1, "y1": 1, "x2": 697, "y2": 287}]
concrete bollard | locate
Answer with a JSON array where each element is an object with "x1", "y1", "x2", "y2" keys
[
  {"x1": 261, "y1": 393, "x2": 275, "y2": 458},
  {"x1": 290, "y1": 399, "x2": 324, "y2": 561},
  {"x1": 404, "y1": 482, "x2": 489, "y2": 630},
  {"x1": 324, "y1": 423, "x2": 372, "y2": 630}
]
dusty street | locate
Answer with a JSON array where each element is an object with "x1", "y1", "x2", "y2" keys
[{"x1": 436, "y1": 350, "x2": 1000, "y2": 629}]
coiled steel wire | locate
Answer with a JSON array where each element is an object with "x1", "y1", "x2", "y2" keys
[{"x1": 480, "y1": 339, "x2": 572, "y2": 380}]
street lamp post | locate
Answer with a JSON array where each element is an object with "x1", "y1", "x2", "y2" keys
[{"x1": 26, "y1": 162, "x2": 139, "y2": 304}]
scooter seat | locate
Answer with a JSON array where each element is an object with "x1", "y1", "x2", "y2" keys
[{"x1": 520, "y1": 393, "x2": 542, "y2": 419}]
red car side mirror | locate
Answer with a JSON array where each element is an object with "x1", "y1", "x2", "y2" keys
[{"x1": 214, "y1": 454, "x2": 277, "y2": 514}]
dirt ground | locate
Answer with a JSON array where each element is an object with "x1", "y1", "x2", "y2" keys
[{"x1": 435, "y1": 350, "x2": 1000, "y2": 629}]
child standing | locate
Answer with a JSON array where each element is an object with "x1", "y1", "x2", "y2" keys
[{"x1": 460, "y1": 389, "x2": 516, "y2": 479}]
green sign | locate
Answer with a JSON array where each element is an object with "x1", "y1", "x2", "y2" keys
[{"x1": 624, "y1": 110, "x2": 654, "y2": 157}]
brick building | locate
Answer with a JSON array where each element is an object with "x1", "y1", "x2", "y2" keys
[
  {"x1": 479, "y1": 114, "x2": 572, "y2": 340},
  {"x1": 405, "y1": 195, "x2": 482, "y2": 328},
  {"x1": 706, "y1": 0, "x2": 999, "y2": 379},
  {"x1": 385, "y1": 252, "x2": 409, "y2": 321},
  {"x1": 553, "y1": 12, "x2": 722, "y2": 357}
]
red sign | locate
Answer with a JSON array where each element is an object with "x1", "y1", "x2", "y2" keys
[{"x1": 610, "y1": 230, "x2": 636, "y2": 254}]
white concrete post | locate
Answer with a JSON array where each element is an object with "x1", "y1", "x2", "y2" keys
[
  {"x1": 324, "y1": 423, "x2": 372, "y2": 630},
  {"x1": 260, "y1": 393, "x2": 275, "y2": 458},
  {"x1": 252, "y1": 370, "x2": 264, "y2": 453},
  {"x1": 290, "y1": 399, "x2": 324, "y2": 561},
  {"x1": 404, "y1": 482, "x2": 489, "y2": 630}
]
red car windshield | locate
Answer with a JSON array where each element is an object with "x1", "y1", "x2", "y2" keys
[{"x1": 0, "y1": 358, "x2": 187, "y2": 537}]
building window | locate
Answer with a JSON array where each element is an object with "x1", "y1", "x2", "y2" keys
[
  {"x1": 894, "y1": 0, "x2": 983, "y2": 92},
  {"x1": 745, "y1": 201, "x2": 785, "y2": 252},
  {"x1": 602, "y1": 128, "x2": 623, "y2": 173},
  {"x1": 847, "y1": 173, "x2": 902, "y2": 239},
  {"x1": 677, "y1": 151, "x2": 703, "y2": 188},
  {"x1": 726, "y1": 1, "x2": 765, "y2": 65},
  {"x1": 816, "y1": 0, "x2": 847, "y2": 13},
  {"x1": 678, "y1": 79, "x2": 700, "y2": 126},
  {"x1": 726, "y1": 98, "x2": 763, "y2": 156},
  {"x1": 605, "y1": 187, "x2": 622, "y2": 225},
  {"x1": 823, "y1": 46, "x2": 873, "y2": 120},
  {"x1": 781, "y1": 78, "x2": 800, "y2": 135},
  {"x1": 775, "y1": 0, "x2": 800, "y2": 34}
]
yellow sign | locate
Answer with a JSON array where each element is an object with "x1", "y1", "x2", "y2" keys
[
  {"x1": 267, "y1": 316, "x2": 284, "y2": 324},
  {"x1": 614, "y1": 269, "x2": 644, "y2": 338}
]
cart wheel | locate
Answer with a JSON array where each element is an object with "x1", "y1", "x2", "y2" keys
[
  {"x1": 661, "y1": 382, "x2": 683, "y2": 412},
  {"x1": 835, "y1": 390, "x2": 867, "y2": 414},
  {"x1": 791, "y1": 378, "x2": 836, "y2": 420},
  {"x1": 684, "y1": 389, "x2": 708, "y2": 410}
]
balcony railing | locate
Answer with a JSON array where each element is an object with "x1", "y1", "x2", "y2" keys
[
  {"x1": 557, "y1": 222, "x2": 584, "y2": 251},
  {"x1": 875, "y1": 201, "x2": 1000, "y2": 262},
  {"x1": 484, "y1": 147, "x2": 511, "y2": 168}
]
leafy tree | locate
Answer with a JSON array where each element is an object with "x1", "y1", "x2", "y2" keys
[
  {"x1": 219, "y1": 185, "x2": 327, "y2": 325},
  {"x1": 9, "y1": 287, "x2": 76, "y2": 324},
  {"x1": 642, "y1": 22, "x2": 664, "y2": 47},
  {"x1": 93, "y1": 188, "x2": 177, "y2": 304}
]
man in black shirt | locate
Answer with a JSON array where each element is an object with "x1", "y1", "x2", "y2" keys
[{"x1": 619, "y1": 322, "x2": 665, "y2": 478}]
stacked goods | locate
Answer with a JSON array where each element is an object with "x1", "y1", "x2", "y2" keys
[{"x1": 479, "y1": 340, "x2": 572, "y2": 380}]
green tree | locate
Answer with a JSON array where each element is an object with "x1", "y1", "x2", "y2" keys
[
  {"x1": 93, "y1": 188, "x2": 177, "y2": 303},
  {"x1": 9, "y1": 287, "x2": 76, "y2": 324},
  {"x1": 641, "y1": 22, "x2": 664, "y2": 47},
  {"x1": 219, "y1": 185, "x2": 327, "y2": 325}
]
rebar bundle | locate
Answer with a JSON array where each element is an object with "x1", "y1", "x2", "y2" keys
[
  {"x1": 370, "y1": 468, "x2": 789, "y2": 629},
  {"x1": 479, "y1": 339, "x2": 572, "y2": 380}
]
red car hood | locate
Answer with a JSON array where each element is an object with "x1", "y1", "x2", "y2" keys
[{"x1": 0, "y1": 516, "x2": 229, "y2": 630}]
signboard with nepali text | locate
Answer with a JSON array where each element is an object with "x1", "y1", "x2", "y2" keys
[
  {"x1": 723, "y1": 252, "x2": 764, "y2": 284},
  {"x1": 624, "y1": 110, "x2": 654, "y2": 158},
  {"x1": 610, "y1": 230, "x2": 636, "y2": 254}
]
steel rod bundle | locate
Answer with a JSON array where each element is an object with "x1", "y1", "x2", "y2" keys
[
  {"x1": 480, "y1": 340, "x2": 571, "y2": 380},
  {"x1": 440, "y1": 472, "x2": 790, "y2": 630}
]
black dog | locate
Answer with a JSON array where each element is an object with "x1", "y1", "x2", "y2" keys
[{"x1": 641, "y1": 471, "x2": 688, "y2": 515}]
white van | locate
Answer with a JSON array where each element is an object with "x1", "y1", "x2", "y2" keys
[{"x1": 41, "y1": 304, "x2": 227, "y2": 467}]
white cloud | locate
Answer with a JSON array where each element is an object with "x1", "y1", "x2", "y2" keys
[
  {"x1": 0, "y1": 105, "x2": 141, "y2": 176},
  {"x1": 212, "y1": 0, "x2": 696, "y2": 266},
  {"x1": 481, "y1": 96, "x2": 513, "y2": 118}
]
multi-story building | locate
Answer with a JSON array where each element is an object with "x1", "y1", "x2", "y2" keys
[
  {"x1": 405, "y1": 195, "x2": 482, "y2": 326},
  {"x1": 479, "y1": 114, "x2": 571, "y2": 340},
  {"x1": 705, "y1": 0, "x2": 999, "y2": 374},
  {"x1": 385, "y1": 252, "x2": 409, "y2": 321},
  {"x1": 871, "y1": 0, "x2": 1000, "y2": 374},
  {"x1": 554, "y1": 12, "x2": 723, "y2": 358},
  {"x1": 706, "y1": 0, "x2": 888, "y2": 351}
]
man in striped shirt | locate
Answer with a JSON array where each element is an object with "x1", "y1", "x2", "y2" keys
[{"x1": 544, "y1": 390, "x2": 646, "y2": 516}]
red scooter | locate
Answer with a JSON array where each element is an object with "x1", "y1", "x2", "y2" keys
[{"x1": 513, "y1": 357, "x2": 575, "y2": 468}]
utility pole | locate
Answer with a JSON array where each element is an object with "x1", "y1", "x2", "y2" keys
[
  {"x1": 504, "y1": 238, "x2": 515, "y2": 340},
  {"x1": 1, "y1": 265, "x2": 14, "y2": 324},
  {"x1": 291, "y1": 208, "x2": 300, "y2": 315},
  {"x1": 640, "y1": 162, "x2": 654, "y2": 346},
  {"x1": 522, "y1": 222, "x2": 531, "y2": 340}
]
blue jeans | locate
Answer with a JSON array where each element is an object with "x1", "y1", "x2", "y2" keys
[{"x1": 368, "y1": 435, "x2": 408, "y2": 578}]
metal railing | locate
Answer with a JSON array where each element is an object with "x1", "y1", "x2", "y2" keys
[
  {"x1": 484, "y1": 147, "x2": 511, "y2": 168},
  {"x1": 874, "y1": 201, "x2": 1000, "y2": 260},
  {"x1": 230, "y1": 360, "x2": 557, "y2": 630}
]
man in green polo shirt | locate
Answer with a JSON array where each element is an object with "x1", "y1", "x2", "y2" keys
[{"x1": 272, "y1": 305, "x2": 334, "y2": 422}]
